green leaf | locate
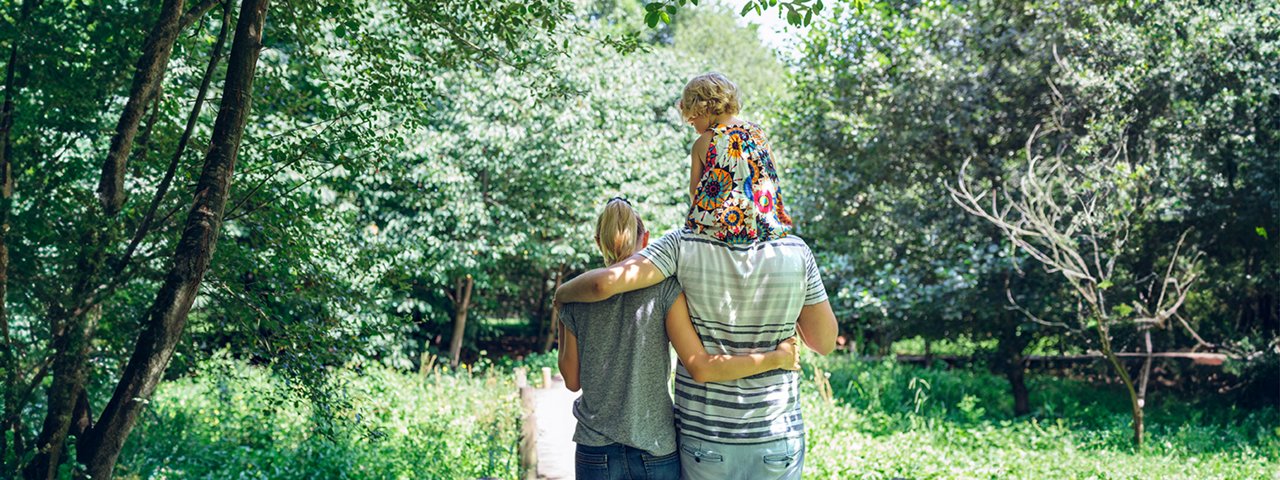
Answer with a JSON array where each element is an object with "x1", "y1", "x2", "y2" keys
[
  {"x1": 645, "y1": 2, "x2": 663, "y2": 12},
  {"x1": 666, "y1": 5, "x2": 677, "y2": 16},
  {"x1": 660, "y1": 11, "x2": 671, "y2": 24},
  {"x1": 1114, "y1": 304, "x2": 1133, "y2": 318},
  {"x1": 740, "y1": 1, "x2": 755, "y2": 17},
  {"x1": 645, "y1": 11, "x2": 659, "y2": 28},
  {"x1": 1257, "y1": 226, "x2": 1269, "y2": 239},
  {"x1": 1098, "y1": 280, "x2": 1113, "y2": 290},
  {"x1": 787, "y1": 10, "x2": 802, "y2": 25}
]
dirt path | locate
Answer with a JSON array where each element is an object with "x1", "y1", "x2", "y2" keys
[{"x1": 533, "y1": 377, "x2": 580, "y2": 479}]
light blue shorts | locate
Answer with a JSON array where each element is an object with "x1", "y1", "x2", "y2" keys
[{"x1": 678, "y1": 432, "x2": 804, "y2": 480}]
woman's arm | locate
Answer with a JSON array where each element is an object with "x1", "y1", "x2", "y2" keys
[
  {"x1": 554, "y1": 254, "x2": 666, "y2": 304},
  {"x1": 666, "y1": 293, "x2": 800, "y2": 383},
  {"x1": 796, "y1": 300, "x2": 838, "y2": 355},
  {"x1": 557, "y1": 319, "x2": 580, "y2": 392}
]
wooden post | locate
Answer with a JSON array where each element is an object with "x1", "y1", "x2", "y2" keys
[
  {"x1": 541, "y1": 367, "x2": 552, "y2": 389},
  {"x1": 519, "y1": 385, "x2": 537, "y2": 480},
  {"x1": 514, "y1": 367, "x2": 528, "y2": 389},
  {"x1": 447, "y1": 275, "x2": 474, "y2": 367}
]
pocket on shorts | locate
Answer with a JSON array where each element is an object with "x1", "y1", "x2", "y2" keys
[
  {"x1": 680, "y1": 442, "x2": 724, "y2": 464},
  {"x1": 761, "y1": 436, "x2": 802, "y2": 468}
]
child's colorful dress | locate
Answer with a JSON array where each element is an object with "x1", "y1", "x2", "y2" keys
[{"x1": 686, "y1": 122, "x2": 794, "y2": 244}]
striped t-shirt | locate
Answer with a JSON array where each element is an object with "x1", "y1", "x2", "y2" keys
[{"x1": 638, "y1": 229, "x2": 828, "y2": 444}]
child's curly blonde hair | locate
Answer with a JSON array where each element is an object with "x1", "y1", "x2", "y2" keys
[{"x1": 677, "y1": 72, "x2": 741, "y2": 122}]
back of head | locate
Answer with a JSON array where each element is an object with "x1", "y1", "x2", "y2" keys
[
  {"x1": 595, "y1": 198, "x2": 646, "y2": 265},
  {"x1": 679, "y1": 72, "x2": 741, "y2": 122}
]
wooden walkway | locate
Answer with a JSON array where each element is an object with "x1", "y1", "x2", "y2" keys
[{"x1": 518, "y1": 368, "x2": 580, "y2": 480}]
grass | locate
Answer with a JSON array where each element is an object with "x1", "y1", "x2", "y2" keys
[
  {"x1": 802, "y1": 356, "x2": 1280, "y2": 480},
  {"x1": 116, "y1": 353, "x2": 1278, "y2": 479},
  {"x1": 119, "y1": 360, "x2": 520, "y2": 479}
]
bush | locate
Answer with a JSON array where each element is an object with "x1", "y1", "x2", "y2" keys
[
  {"x1": 802, "y1": 355, "x2": 1280, "y2": 479},
  {"x1": 119, "y1": 360, "x2": 521, "y2": 479}
]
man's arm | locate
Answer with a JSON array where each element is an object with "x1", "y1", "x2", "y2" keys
[
  {"x1": 555, "y1": 253, "x2": 667, "y2": 304},
  {"x1": 796, "y1": 300, "x2": 838, "y2": 355},
  {"x1": 666, "y1": 293, "x2": 800, "y2": 383}
]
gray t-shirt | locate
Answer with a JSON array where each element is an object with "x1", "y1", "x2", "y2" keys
[{"x1": 560, "y1": 277, "x2": 682, "y2": 456}]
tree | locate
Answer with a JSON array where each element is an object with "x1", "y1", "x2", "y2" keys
[
  {"x1": 951, "y1": 122, "x2": 1206, "y2": 446},
  {"x1": 783, "y1": 0, "x2": 1278, "y2": 415},
  {"x1": 2, "y1": 0, "x2": 601, "y2": 476}
]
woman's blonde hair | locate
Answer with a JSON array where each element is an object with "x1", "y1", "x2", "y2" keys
[
  {"x1": 595, "y1": 198, "x2": 646, "y2": 265},
  {"x1": 678, "y1": 72, "x2": 741, "y2": 122}
]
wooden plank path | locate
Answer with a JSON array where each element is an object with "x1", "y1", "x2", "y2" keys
[{"x1": 517, "y1": 367, "x2": 580, "y2": 480}]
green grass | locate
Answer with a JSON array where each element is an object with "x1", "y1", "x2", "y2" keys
[
  {"x1": 119, "y1": 361, "x2": 520, "y2": 479},
  {"x1": 117, "y1": 354, "x2": 1278, "y2": 479},
  {"x1": 802, "y1": 356, "x2": 1280, "y2": 480}
]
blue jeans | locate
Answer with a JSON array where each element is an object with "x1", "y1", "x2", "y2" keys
[{"x1": 575, "y1": 443, "x2": 681, "y2": 480}]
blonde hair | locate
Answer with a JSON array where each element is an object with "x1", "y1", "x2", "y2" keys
[
  {"x1": 678, "y1": 72, "x2": 741, "y2": 122},
  {"x1": 595, "y1": 198, "x2": 646, "y2": 265}
]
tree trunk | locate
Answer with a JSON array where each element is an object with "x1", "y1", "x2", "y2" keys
[
  {"x1": 69, "y1": 389, "x2": 92, "y2": 439},
  {"x1": 995, "y1": 325, "x2": 1031, "y2": 416},
  {"x1": 1097, "y1": 322, "x2": 1143, "y2": 447},
  {"x1": 77, "y1": 1, "x2": 269, "y2": 477},
  {"x1": 0, "y1": 0, "x2": 38, "y2": 461},
  {"x1": 1007, "y1": 360, "x2": 1029, "y2": 416},
  {"x1": 448, "y1": 275, "x2": 474, "y2": 367},
  {"x1": 96, "y1": 0, "x2": 187, "y2": 215},
  {"x1": 118, "y1": 0, "x2": 234, "y2": 277},
  {"x1": 24, "y1": 302, "x2": 100, "y2": 480}
]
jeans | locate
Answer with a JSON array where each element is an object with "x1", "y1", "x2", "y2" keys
[
  {"x1": 575, "y1": 443, "x2": 681, "y2": 480},
  {"x1": 678, "y1": 433, "x2": 805, "y2": 480}
]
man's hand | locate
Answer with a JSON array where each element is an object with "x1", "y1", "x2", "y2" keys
[{"x1": 772, "y1": 336, "x2": 801, "y2": 371}]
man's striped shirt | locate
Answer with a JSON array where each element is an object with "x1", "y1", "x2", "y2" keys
[{"x1": 638, "y1": 229, "x2": 827, "y2": 444}]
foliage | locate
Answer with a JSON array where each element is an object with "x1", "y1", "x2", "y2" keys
[
  {"x1": 785, "y1": 0, "x2": 1278, "y2": 395},
  {"x1": 802, "y1": 356, "x2": 1280, "y2": 479},
  {"x1": 119, "y1": 359, "x2": 522, "y2": 479},
  {"x1": 113, "y1": 356, "x2": 1280, "y2": 479}
]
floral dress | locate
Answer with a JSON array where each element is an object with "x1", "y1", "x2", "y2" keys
[{"x1": 686, "y1": 122, "x2": 793, "y2": 244}]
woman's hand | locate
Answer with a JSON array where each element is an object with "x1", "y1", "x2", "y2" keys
[{"x1": 771, "y1": 336, "x2": 801, "y2": 371}]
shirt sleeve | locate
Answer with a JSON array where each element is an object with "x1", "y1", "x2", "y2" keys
[
  {"x1": 637, "y1": 229, "x2": 681, "y2": 278},
  {"x1": 803, "y1": 246, "x2": 829, "y2": 306},
  {"x1": 659, "y1": 277, "x2": 682, "y2": 311},
  {"x1": 559, "y1": 304, "x2": 578, "y2": 336}
]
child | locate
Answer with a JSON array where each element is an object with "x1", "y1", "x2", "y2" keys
[
  {"x1": 678, "y1": 72, "x2": 794, "y2": 244},
  {"x1": 557, "y1": 197, "x2": 801, "y2": 480},
  {"x1": 558, "y1": 73, "x2": 840, "y2": 480}
]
